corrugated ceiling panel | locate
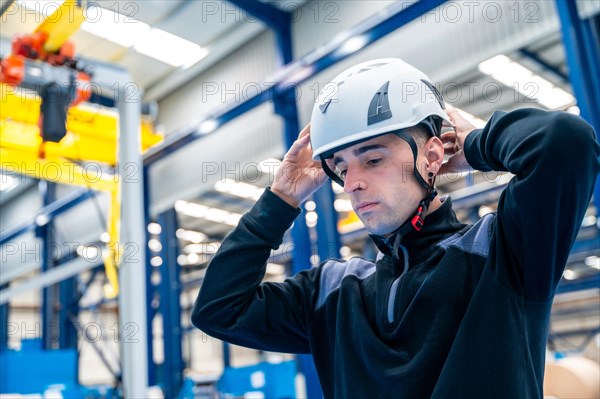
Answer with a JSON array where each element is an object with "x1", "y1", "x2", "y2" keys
[
  {"x1": 294, "y1": 0, "x2": 599, "y2": 124},
  {"x1": 157, "y1": 30, "x2": 278, "y2": 133},
  {"x1": 150, "y1": 103, "x2": 284, "y2": 215}
]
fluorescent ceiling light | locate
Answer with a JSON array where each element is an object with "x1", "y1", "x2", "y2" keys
[
  {"x1": 581, "y1": 215, "x2": 597, "y2": 227},
  {"x1": 81, "y1": 6, "x2": 150, "y2": 48},
  {"x1": 0, "y1": 174, "x2": 19, "y2": 192},
  {"x1": 148, "y1": 238, "x2": 162, "y2": 253},
  {"x1": 175, "y1": 200, "x2": 242, "y2": 226},
  {"x1": 77, "y1": 244, "x2": 99, "y2": 261},
  {"x1": 453, "y1": 108, "x2": 486, "y2": 128},
  {"x1": 585, "y1": 256, "x2": 600, "y2": 270},
  {"x1": 214, "y1": 178, "x2": 264, "y2": 201},
  {"x1": 176, "y1": 229, "x2": 208, "y2": 243},
  {"x1": 16, "y1": 0, "x2": 63, "y2": 16},
  {"x1": 99, "y1": 232, "x2": 111, "y2": 243},
  {"x1": 337, "y1": 35, "x2": 368, "y2": 55},
  {"x1": 147, "y1": 222, "x2": 162, "y2": 235},
  {"x1": 331, "y1": 181, "x2": 344, "y2": 194},
  {"x1": 340, "y1": 246, "x2": 352, "y2": 257},
  {"x1": 187, "y1": 253, "x2": 199, "y2": 264},
  {"x1": 266, "y1": 263, "x2": 286, "y2": 275},
  {"x1": 562, "y1": 269, "x2": 577, "y2": 280},
  {"x1": 184, "y1": 243, "x2": 221, "y2": 254},
  {"x1": 150, "y1": 256, "x2": 163, "y2": 267},
  {"x1": 334, "y1": 199, "x2": 353, "y2": 212},
  {"x1": 199, "y1": 119, "x2": 219, "y2": 134},
  {"x1": 258, "y1": 158, "x2": 281, "y2": 175},
  {"x1": 478, "y1": 55, "x2": 575, "y2": 110},
  {"x1": 134, "y1": 28, "x2": 208, "y2": 68}
]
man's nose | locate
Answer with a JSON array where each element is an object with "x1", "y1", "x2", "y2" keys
[{"x1": 343, "y1": 168, "x2": 365, "y2": 193}]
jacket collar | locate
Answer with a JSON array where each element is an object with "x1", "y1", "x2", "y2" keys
[{"x1": 369, "y1": 196, "x2": 466, "y2": 261}]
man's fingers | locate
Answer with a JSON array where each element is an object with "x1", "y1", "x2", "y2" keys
[
  {"x1": 440, "y1": 132, "x2": 457, "y2": 144},
  {"x1": 443, "y1": 143, "x2": 457, "y2": 155},
  {"x1": 288, "y1": 134, "x2": 310, "y2": 156},
  {"x1": 298, "y1": 124, "x2": 311, "y2": 139}
]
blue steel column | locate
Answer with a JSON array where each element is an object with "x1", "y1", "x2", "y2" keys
[
  {"x1": 0, "y1": 283, "x2": 8, "y2": 351},
  {"x1": 56, "y1": 191, "x2": 78, "y2": 350},
  {"x1": 274, "y1": 13, "x2": 324, "y2": 399},
  {"x1": 278, "y1": 100, "x2": 323, "y2": 399},
  {"x1": 157, "y1": 208, "x2": 184, "y2": 398},
  {"x1": 143, "y1": 166, "x2": 157, "y2": 387},
  {"x1": 582, "y1": 15, "x2": 600, "y2": 228},
  {"x1": 274, "y1": 50, "x2": 324, "y2": 399},
  {"x1": 313, "y1": 185, "x2": 341, "y2": 261},
  {"x1": 555, "y1": 1, "x2": 600, "y2": 131},
  {"x1": 222, "y1": 342, "x2": 231, "y2": 368},
  {"x1": 38, "y1": 180, "x2": 58, "y2": 350},
  {"x1": 58, "y1": 274, "x2": 77, "y2": 349},
  {"x1": 555, "y1": 1, "x2": 600, "y2": 228},
  {"x1": 226, "y1": 1, "x2": 323, "y2": 396}
]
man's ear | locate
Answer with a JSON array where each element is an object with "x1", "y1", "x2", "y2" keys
[{"x1": 423, "y1": 136, "x2": 444, "y2": 174}]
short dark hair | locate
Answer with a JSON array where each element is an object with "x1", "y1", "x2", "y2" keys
[{"x1": 406, "y1": 124, "x2": 431, "y2": 148}]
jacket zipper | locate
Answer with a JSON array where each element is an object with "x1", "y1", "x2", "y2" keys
[{"x1": 386, "y1": 244, "x2": 409, "y2": 324}]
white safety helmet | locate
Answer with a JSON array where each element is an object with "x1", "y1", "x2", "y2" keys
[
  {"x1": 310, "y1": 58, "x2": 452, "y2": 235},
  {"x1": 310, "y1": 58, "x2": 450, "y2": 161}
]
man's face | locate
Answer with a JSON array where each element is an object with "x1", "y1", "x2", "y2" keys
[{"x1": 329, "y1": 134, "x2": 424, "y2": 236}]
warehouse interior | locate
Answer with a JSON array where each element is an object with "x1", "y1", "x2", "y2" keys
[{"x1": 1, "y1": 0, "x2": 599, "y2": 398}]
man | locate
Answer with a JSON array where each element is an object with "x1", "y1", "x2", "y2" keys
[{"x1": 192, "y1": 59, "x2": 600, "y2": 398}]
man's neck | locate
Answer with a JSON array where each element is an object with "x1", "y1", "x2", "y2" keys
[{"x1": 425, "y1": 195, "x2": 443, "y2": 217}]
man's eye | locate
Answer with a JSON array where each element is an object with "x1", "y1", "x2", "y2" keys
[
  {"x1": 367, "y1": 159, "x2": 382, "y2": 166},
  {"x1": 339, "y1": 170, "x2": 347, "y2": 178}
]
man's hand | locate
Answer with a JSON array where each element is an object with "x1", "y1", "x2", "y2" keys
[
  {"x1": 438, "y1": 108, "x2": 477, "y2": 176},
  {"x1": 271, "y1": 124, "x2": 328, "y2": 208}
]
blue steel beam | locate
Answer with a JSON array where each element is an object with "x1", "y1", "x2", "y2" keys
[
  {"x1": 157, "y1": 208, "x2": 184, "y2": 399},
  {"x1": 143, "y1": 0, "x2": 449, "y2": 166},
  {"x1": 227, "y1": 0, "x2": 293, "y2": 65},
  {"x1": 555, "y1": 0, "x2": 600, "y2": 133},
  {"x1": 556, "y1": 274, "x2": 600, "y2": 294},
  {"x1": 549, "y1": 326, "x2": 600, "y2": 352},
  {"x1": 569, "y1": 236, "x2": 600, "y2": 255},
  {"x1": 0, "y1": 189, "x2": 93, "y2": 245},
  {"x1": 226, "y1": 0, "x2": 289, "y2": 32},
  {"x1": 549, "y1": 326, "x2": 600, "y2": 340},
  {"x1": 74, "y1": 266, "x2": 101, "y2": 304},
  {"x1": 518, "y1": 48, "x2": 569, "y2": 84}
]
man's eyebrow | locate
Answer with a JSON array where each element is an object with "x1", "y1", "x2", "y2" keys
[{"x1": 332, "y1": 144, "x2": 387, "y2": 166}]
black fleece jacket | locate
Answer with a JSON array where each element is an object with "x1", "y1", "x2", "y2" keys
[{"x1": 192, "y1": 109, "x2": 600, "y2": 398}]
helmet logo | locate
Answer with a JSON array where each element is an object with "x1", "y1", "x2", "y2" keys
[
  {"x1": 319, "y1": 99, "x2": 332, "y2": 113},
  {"x1": 421, "y1": 79, "x2": 445, "y2": 109},
  {"x1": 368, "y1": 81, "x2": 392, "y2": 125}
]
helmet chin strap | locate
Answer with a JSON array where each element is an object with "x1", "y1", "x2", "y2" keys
[
  {"x1": 394, "y1": 128, "x2": 438, "y2": 234},
  {"x1": 375, "y1": 130, "x2": 438, "y2": 261}
]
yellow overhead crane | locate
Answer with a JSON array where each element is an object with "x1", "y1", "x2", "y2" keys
[{"x1": 0, "y1": 0, "x2": 163, "y2": 297}]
